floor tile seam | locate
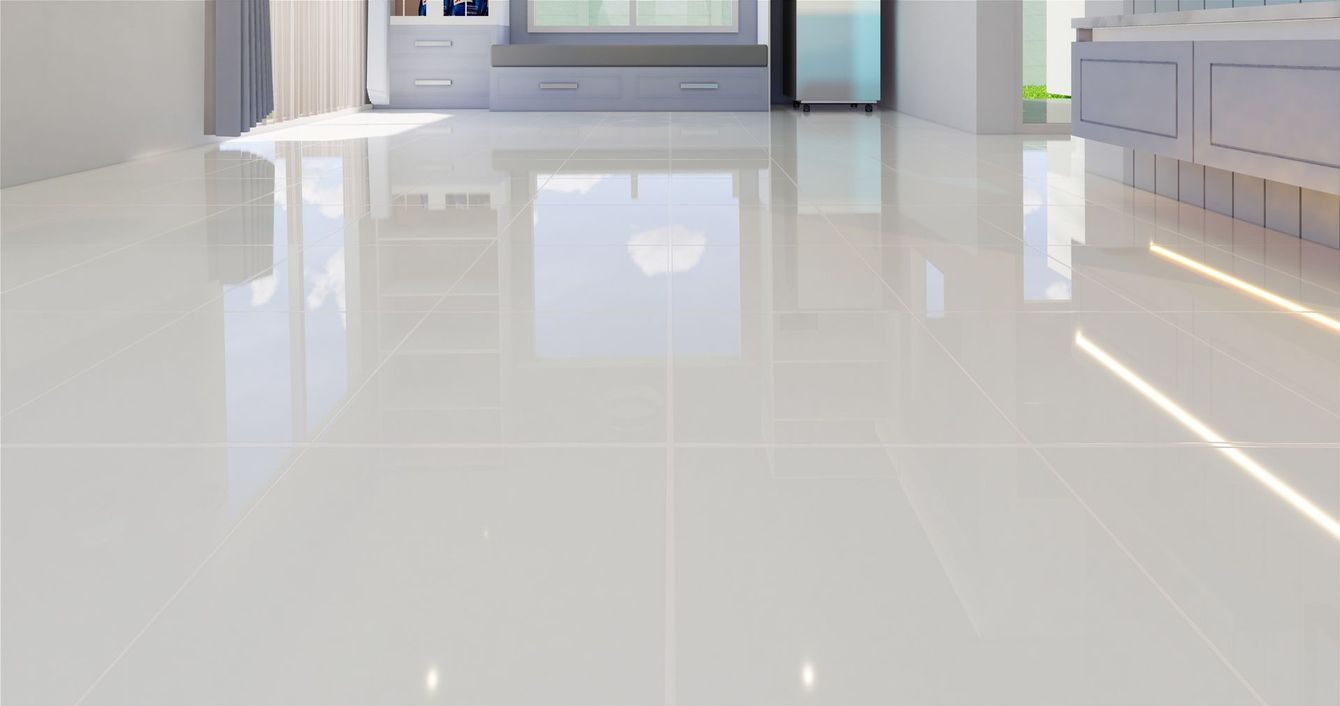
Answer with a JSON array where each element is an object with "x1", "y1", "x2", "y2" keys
[
  {"x1": 0, "y1": 212, "x2": 366, "y2": 420},
  {"x1": 0, "y1": 194, "x2": 316, "y2": 291},
  {"x1": 1142, "y1": 218, "x2": 1340, "y2": 301},
  {"x1": 72, "y1": 201, "x2": 521, "y2": 697},
  {"x1": 305, "y1": 248, "x2": 498, "y2": 443},
  {"x1": 665, "y1": 115, "x2": 680, "y2": 706},
  {"x1": 795, "y1": 198, "x2": 1093, "y2": 207},
  {"x1": 1, "y1": 208, "x2": 368, "y2": 322},
  {"x1": 974, "y1": 215, "x2": 1340, "y2": 423},
  {"x1": 40, "y1": 305, "x2": 1324, "y2": 316},
  {"x1": 0, "y1": 202, "x2": 260, "y2": 295},
  {"x1": 68, "y1": 442, "x2": 316, "y2": 706},
  {"x1": 0, "y1": 180, "x2": 274, "y2": 207},
  {"x1": 0, "y1": 189, "x2": 280, "y2": 210},
  {"x1": 313, "y1": 113, "x2": 611, "y2": 446},
  {"x1": 0, "y1": 155, "x2": 264, "y2": 187},
  {"x1": 213, "y1": 118, "x2": 608, "y2": 448},
  {"x1": 5, "y1": 441, "x2": 1340, "y2": 451},
  {"x1": 1025, "y1": 446, "x2": 1273, "y2": 706},
  {"x1": 1077, "y1": 195, "x2": 1340, "y2": 300},
  {"x1": 814, "y1": 207, "x2": 1033, "y2": 444},
  {"x1": 351, "y1": 236, "x2": 503, "y2": 245},
  {"x1": 66, "y1": 237, "x2": 506, "y2": 706},
  {"x1": 869, "y1": 176, "x2": 1296, "y2": 699},
  {"x1": 765, "y1": 156, "x2": 800, "y2": 189},
  {"x1": 814, "y1": 187, "x2": 1274, "y2": 701}
]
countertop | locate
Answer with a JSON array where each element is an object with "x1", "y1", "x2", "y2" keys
[{"x1": 1074, "y1": 0, "x2": 1340, "y2": 29}]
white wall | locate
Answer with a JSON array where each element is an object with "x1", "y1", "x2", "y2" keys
[
  {"x1": 895, "y1": 0, "x2": 1025, "y2": 134},
  {"x1": 975, "y1": 0, "x2": 1019, "y2": 134},
  {"x1": 894, "y1": 0, "x2": 978, "y2": 132},
  {"x1": 1045, "y1": 0, "x2": 1084, "y2": 96},
  {"x1": 1, "y1": 1, "x2": 213, "y2": 187}
]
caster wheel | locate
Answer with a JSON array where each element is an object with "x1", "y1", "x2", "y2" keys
[
  {"x1": 792, "y1": 100, "x2": 800, "y2": 109},
  {"x1": 802, "y1": 104, "x2": 811, "y2": 113},
  {"x1": 865, "y1": 104, "x2": 874, "y2": 113},
  {"x1": 850, "y1": 103, "x2": 857, "y2": 108}
]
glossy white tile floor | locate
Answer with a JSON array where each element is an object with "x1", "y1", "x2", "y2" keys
[{"x1": 3, "y1": 109, "x2": 1339, "y2": 706}]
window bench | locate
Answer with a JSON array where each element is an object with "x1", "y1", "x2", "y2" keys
[{"x1": 488, "y1": 44, "x2": 769, "y2": 111}]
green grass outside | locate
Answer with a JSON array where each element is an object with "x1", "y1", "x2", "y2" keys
[{"x1": 1022, "y1": 85, "x2": 1070, "y2": 100}]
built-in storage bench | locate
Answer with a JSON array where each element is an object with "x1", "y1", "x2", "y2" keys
[
  {"x1": 388, "y1": 24, "x2": 508, "y2": 108},
  {"x1": 489, "y1": 44, "x2": 769, "y2": 111}
]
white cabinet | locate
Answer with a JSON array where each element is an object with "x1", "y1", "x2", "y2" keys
[
  {"x1": 1071, "y1": 41, "x2": 1193, "y2": 161},
  {"x1": 1072, "y1": 38, "x2": 1340, "y2": 195},
  {"x1": 387, "y1": 25, "x2": 508, "y2": 108},
  {"x1": 1193, "y1": 40, "x2": 1340, "y2": 195}
]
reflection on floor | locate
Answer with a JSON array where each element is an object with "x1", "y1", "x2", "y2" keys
[{"x1": 2, "y1": 109, "x2": 1338, "y2": 706}]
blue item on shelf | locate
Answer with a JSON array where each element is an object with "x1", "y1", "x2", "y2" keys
[
  {"x1": 447, "y1": 0, "x2": 487, "y2": 15},
  {"x1": 418, "y1": 0, "x2": 427, "y2": 15}
]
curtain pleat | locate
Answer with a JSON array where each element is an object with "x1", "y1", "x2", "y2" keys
[
  {"x1": 241, "y1": 0, "x2": 252, "y2": 126},
  {"x1": 261, "y1": 0, "x2": 274, "y2": 118},
  {"x1": 211, "y1": 0, "x2": 275, "y2": 136},
  {"x1": 215, "y1": 0, "x2": 367, "y2": 135},
  {"x1": 267, "y1": 0, "x2": 367, "y2": 124}
]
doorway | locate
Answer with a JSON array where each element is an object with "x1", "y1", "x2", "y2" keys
[{"x1": 1020, "y1": 0, "x2": 1084, "y2": 129}]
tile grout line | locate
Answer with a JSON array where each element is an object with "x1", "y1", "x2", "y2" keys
[
  {"x1": 664, "y1": 111, "x2": 677, "y2": 706},
  {"x1": 1, "y1": 206, "x2": 362, "y2": 421},
  {"x1": 1, "y1": 194, "x2": 276, "y2": 296},
  {"x1": 1057, "y1": 182, "x2": 1340, "y2": 301},
  {"x1": 6, "y1": 440, "x2": 1340, "y2": 450},
  {"x1": 69, "y1": 113, "x2": 614, "y2": 705},
  {"x1": 66, "y1": 240, "x2": 496, "y2": 706},
  {"x1": 1026, "y1": 446, "x2": 1272, "y2": 706},
  {"x1": 974, "y1": 211, "x2": 1340, "y2": 425},
  {"x1": 808, "y1": 183, "x2": 1273, "y2": 706}
]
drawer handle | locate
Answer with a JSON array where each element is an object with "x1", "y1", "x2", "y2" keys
[
  {"x1": 680, "y1": 82, "x2": 719, "y2": 90},
  {"x1": 415, "y1": 79, "x2": 453, "y2": 86},
  {"x1": 414, "y1": 39, "x2": 453, "y2": 48},
  {"x1": 540, "y1": 82, "x2": 579, "y2": 90}
]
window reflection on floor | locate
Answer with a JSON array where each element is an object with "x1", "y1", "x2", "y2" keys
[
  {"x1": 1022, "y1": 145, "x2": 1073, "y2": 302},
  {"x1": 216, "y1": 146, "x2": 352, "y2": 516},
  {"x1": 532, "y1": 171, "x2": 741, "y2": 359}
]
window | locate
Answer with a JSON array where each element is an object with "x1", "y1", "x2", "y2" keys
[{"x1": 529, "y1": 0, "x2": 737, "y2": 32}]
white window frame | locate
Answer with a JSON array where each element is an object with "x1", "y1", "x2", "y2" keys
[{"x1": 527, "y1": 0, "x2": 739, "y2": 33}]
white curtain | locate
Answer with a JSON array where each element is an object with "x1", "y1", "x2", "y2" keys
[{"x1": 269, "y1": 0, "x2": 368, "y2": 123}]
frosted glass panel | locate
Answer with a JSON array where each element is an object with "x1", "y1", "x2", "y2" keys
[
  {"x1": 636, "y1": 0, "x2": 733, "y2": 26},
  {"x1": 532, "y1": 0, "x2": 631, "y2": 27},
  {"x1": 530, "y1": 0, "x2": 736, "y2": 30}
]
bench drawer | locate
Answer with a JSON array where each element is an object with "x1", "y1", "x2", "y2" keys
[
  {"x1": 388, "y1": 26, "x2": 496, "y2": 58},
  {"x1": 489, "y1": 66, "x2": 768, "y2": 111},
  {"x1": 633, "y1": 68, "x2": 767, "y2": 110},
  {"x1": 491, "y1": 68, "x2": 625, "y2": 110},
  {"x1": 389, "y1": 71, "x2": 489, "y2": 108}
]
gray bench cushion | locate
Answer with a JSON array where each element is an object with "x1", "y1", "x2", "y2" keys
[{"x1": 492, "y1": 44, "x2": 767, "y2": 68}]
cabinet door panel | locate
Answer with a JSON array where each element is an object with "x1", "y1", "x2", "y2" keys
[
  {"x1": 1072, "y1": 41, "x2": 1193, "y2": 161},
  {"x1": 1194, "y1": 40, "x2": 1340, "y2": 195}
]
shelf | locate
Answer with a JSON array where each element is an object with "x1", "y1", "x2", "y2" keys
[{"x1": 391, "y1": 16, "x2": 508, "y2": 26}]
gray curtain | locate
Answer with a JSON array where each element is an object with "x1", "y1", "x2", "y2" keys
[{"x1": 213, "y1": 0, "x2": 274, "y2": 136}]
